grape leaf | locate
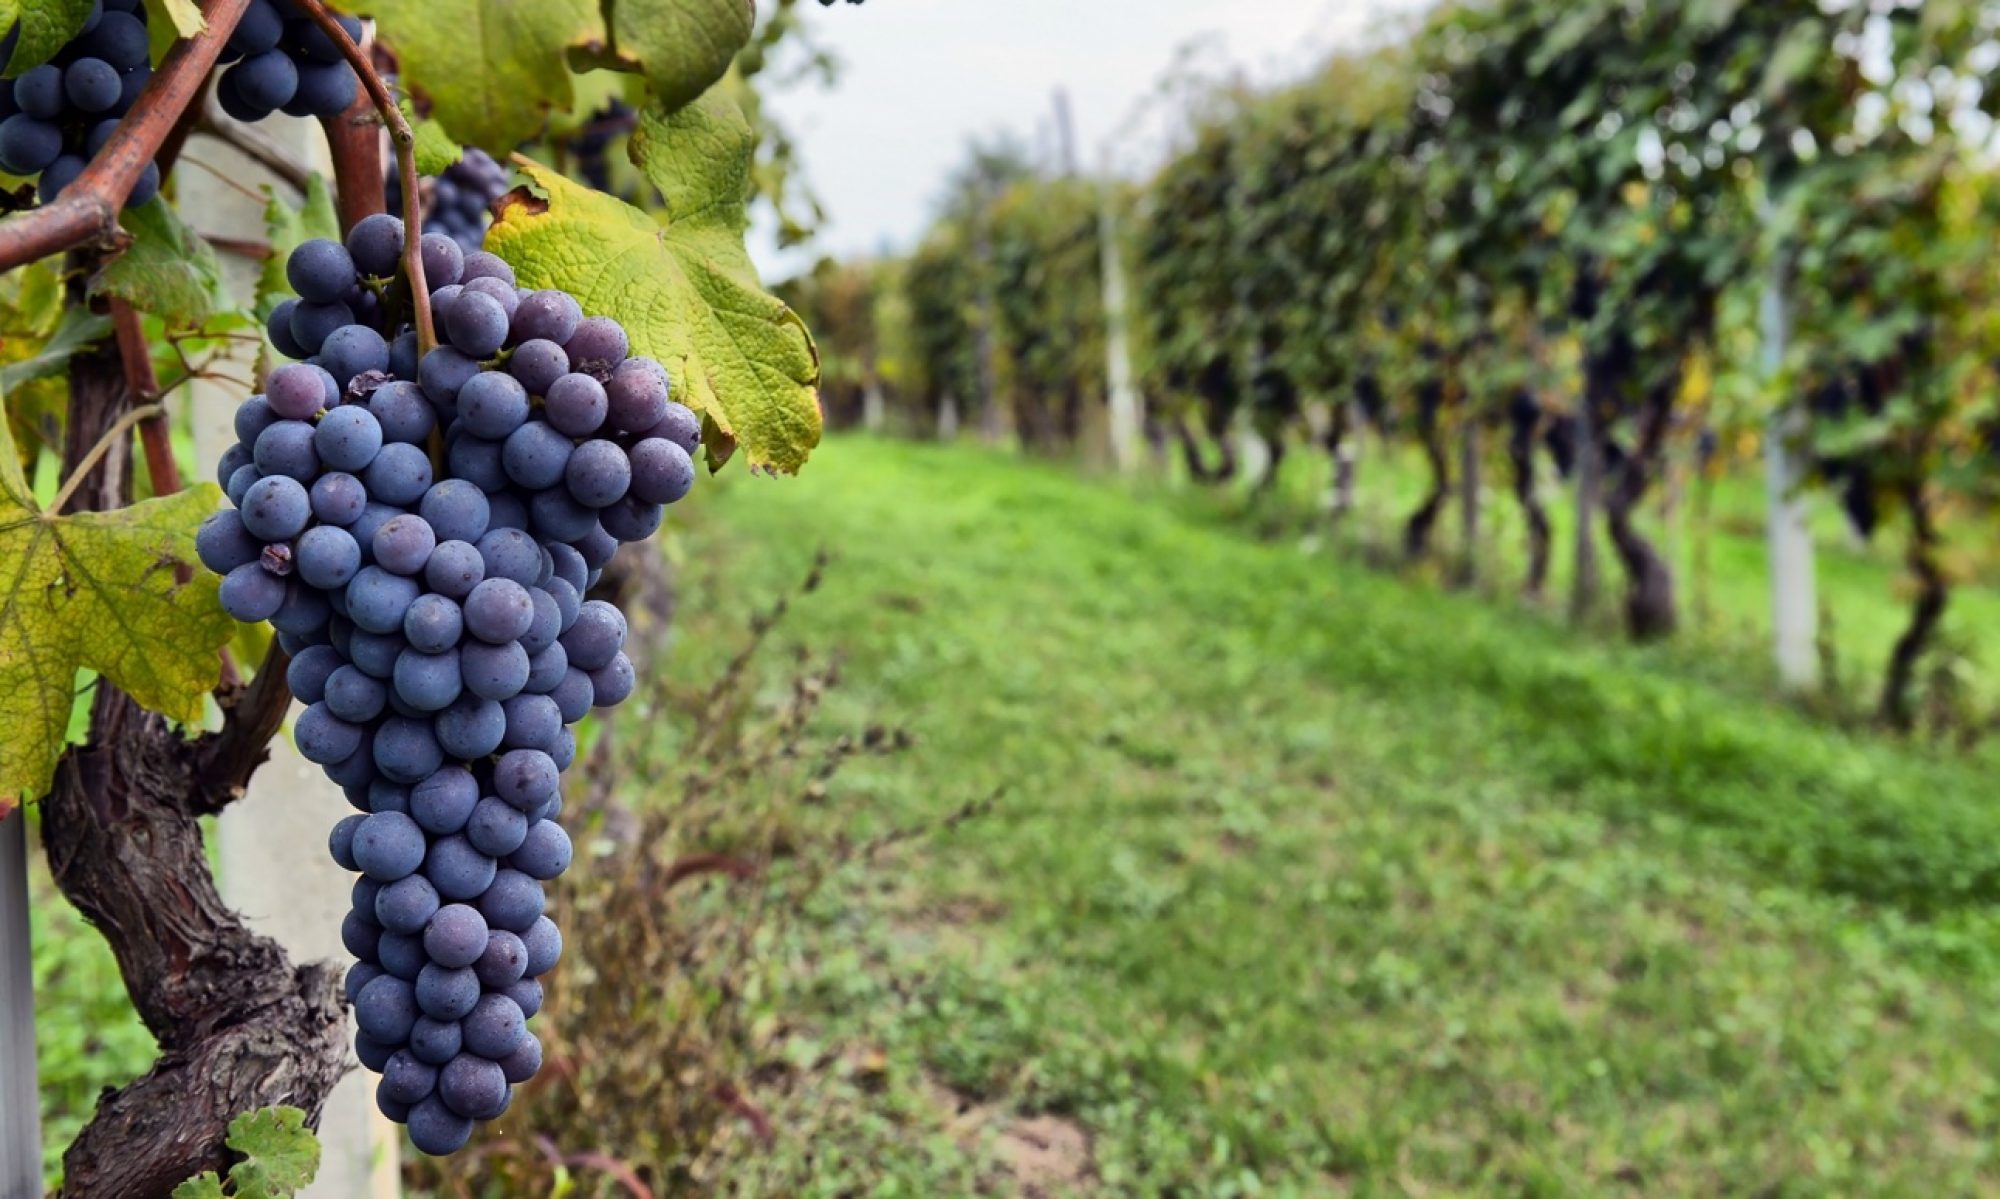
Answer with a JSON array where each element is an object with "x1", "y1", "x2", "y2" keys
[
  {"x1": 221, "y1": 1107, "x2": 320, "y2": 1198},
  {"x1": 169, "y1": 1177, "x2": 226, "y2": 1199},
  {"x1": 150, "y1": 0, "x2": 205, "y2": 39},
  {"x1": 486, "y1": 92, "x2": 822, "y2": 474},
  {"x1": 354, "y1": 0, "x2": 605, "y2": 150},
  {"x1": 611, "y1": 0, "x2": 753, "y2": 114},
  {"x1": 257, "y1": 175, "x2": 338, "y2": 317},
  {"x1": 1, "y1": 0, "x2": 95, "y2": 75},
  {"x1": 91, "y1": 199, "x2": 228, "y2": 327},
  {"x1": 399, "y1": 99, "x2": 464, "y2": 176},
  {"x1": 0, "y1": 307, "x2": 113, "y2": 395},
  {"x1": 0, "y1": 401, "x2": 231, "y2": 813}
]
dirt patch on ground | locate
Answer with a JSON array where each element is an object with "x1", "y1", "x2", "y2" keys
[{"x1": 924, "y1": 1073, "x2": 1097, "y2": 1196}]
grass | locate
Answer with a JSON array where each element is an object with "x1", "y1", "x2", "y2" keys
[{"x1": 668, "y1": 435, "x2": 2000, "y2": 1197}]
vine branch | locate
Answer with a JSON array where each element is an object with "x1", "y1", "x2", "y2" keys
[
  {"x1": 0, "y1": 0, "x2": 252, "y2": 271},
  {"x1": 110, "y1": 301, "x2": 184, "y2": 498}
]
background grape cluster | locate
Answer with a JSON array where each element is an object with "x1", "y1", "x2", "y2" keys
[
  {"x1": 197, "y1": 210, "x2": 700, "y2": 1155},
  {"x1": 387, "y1": 147, "x2": 511, "y2": 252},
  {"x1": 0, "y1": 0, "x2": 160, "y2": 205},
  {"x1": 215, "y1": 0, "x2": 360, "y2": 123}
]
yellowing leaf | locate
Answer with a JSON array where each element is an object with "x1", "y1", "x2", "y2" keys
[
  {"x1": 0, "y1": 403, "x2": 231, "y2": 811},
  {"x1": 486, "y1": 92, "x2": 821, "y2": 474},
  {"x1": 611, "y1": 0, "x2": 753, "y2": 114},
  {"x1": 152, "y1": 0, "x2": 204, "y2": 39},
  {"x1": 91, "y1": 199, "x2": 228, "y2": 327},
  {"x1": 356, "y1": 0, "x2": 605, "y2": 150}
]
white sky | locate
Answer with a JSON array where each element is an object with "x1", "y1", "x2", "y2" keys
[{"x1": 748, "y1": 0, "x2": 1434, "y2": 277}]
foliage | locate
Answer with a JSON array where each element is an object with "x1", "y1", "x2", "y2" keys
[
  {"x1": 169, "y1": 1108, "x2": 321, "y2": 1199},
  {"x1": 0, "y1": 411, "x2": 230, "y2": 811}
]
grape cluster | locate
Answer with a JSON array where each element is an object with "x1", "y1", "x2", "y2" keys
[
  {"x1": 0, "y1": 0, "x2": 160, "y2": 205},
  {"x1": 215, "y1": 0, "x2": 360, "y2": 123},
  {"x1": 387, "y1": 148, "x2": 510, "y2": 252},
  {"x1": 198, "y1": 214, "x2": 700, "y2": 1155},
  {"x1": 571, "y1": 101, "x2": 633, "y2": 195}
]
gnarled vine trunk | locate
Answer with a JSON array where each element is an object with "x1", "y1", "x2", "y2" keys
[
  {"x1": 1402, "y1": 378, "x2": 1450, "y2": 560},
  {"x1": 1881, "y1": 474, "x2": 1948, "y2": 731},
  {"x1": 42, "y1": 341, "x2": 348, "y2": 1199},
  {"x1": 1506, "y1": 392, "x2": 1552, "y2": 598},
  {"x1": 1602, "y1": 378, "x2": 1679, "y2": 640}
]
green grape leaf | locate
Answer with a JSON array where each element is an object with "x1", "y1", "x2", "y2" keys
[
  {"x1": 0, "y1": 307, "x2": 114, "y2": 395},
  {"x1": 223, "y1": 1107, "x2": 320, "y2": 1199},
  {"x1": 257, "y1": 175, "x2": 339, "y2": 318},
  {"x1": 356, "y1": 0, "x2": 605, "y2": 150},
  {"x1": 486, "y1": 92, "x2": 822, "y2": 474},
  {"x1": 169, "y1": 1175, "x2": 227, "y2": 1199},
  {"x1": 400, "y1": 100, "x2": 465, "y2": 177},
  {"x1": 148, "y1": 0, "x2": 205, "y2": 39},
  {"x1": 90, "y1": 199, "x2": 228, "y2": 327},
  {"x1": 0, "y1": 407, "x2": 231, "y2": 813},
  {"x1": 611, "y1": 0, "x2": 754, "y2": 114},
  {"x1": 1, "y1": 0, "x2": 95, "y2": 75}
]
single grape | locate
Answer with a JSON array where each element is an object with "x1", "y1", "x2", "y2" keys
[
  {"x1": 253, "y1": 419, "x2": 319, "y2": 481},
  {"x1": 419, "y1": 346, "x2": 481, "y2": 411},
  {"x1": 352, "y1": 810, "x2": 426, "y2": 881},
  {"x1": 543, "y1": 372, "x2": 607, "y2": 438},
  {"x1": 239, "y1": 473, "x2": 311, "y2": 540},
  {"x1": 474, "y1": 928, "x2": 529, "y2": 987},
  {"x1": 363, "y1": 442, "x2": 433, "y2": 506},
  {"x1": 419, "y1": 233, "x2": 465, "y2": 288},
  {"x1": 375, "y1": 875, "x2": 440, "y2": 936},
  {"x1": 561, "y1": 601, "x2": 626, "y2": 671},
  {"x1": 341, "y1": 908, "x2": 381, "y2": 960},
  {"x1": 290, "y1": 300, "x2": 354, "y2": 355},
  {"x1": 403, "y1": 592, "x2": 464, "y2": 654},
  {"x1": 380, "y1": 1050, "x2": 438, "y2": 1107},
  {"x1": 345, "y1": 961, "x2": 385, "y2": 1004},
  {"x1": 474, "y1": 527, "x2": 541, "y2": 587},
  {"x1": 346, "y1": 565, "x2": 420, "y2": 634},
  {"x1": 324, "y1": 664, "x2": 387, "y2": 723},
  {"x1": 445, "y1": 434, "x2": 507, "y2": 492},
  {"x1": 419, "y1": 479, "x2": 491, "y2": 544},
  {"x1": 600, "y1": 496, "x2": 664, "y2": 543},
  {"x1": 290, "y1": 59, "x2": 358, "y2": 117},
  {"x1": 0, "y1": 114, "x2": 62, "y2": 174},
  {"x1": 463, "y1": 578, "x2": 534, "y2": 644},
  {"x1": 438, "y1": 1054, "x2": 509, "y2": 1120},
  {"x1": 313, "y1": 404, "x2": 383, "y2": 472},
  {"x1": 590, "y1": 652, "x2": 636, "y2": 707},
  {"x1": 354, "y1": 974, "x2": 421, "y2": 1044},
  {"x1": 465, "y1": 798, "x2": 528, "y2": 859},
  {"x1": 409, "y1": 1017, "x2": 462, "y2": 1067},
  {"x1": 424, "y1": 834, "x2": 498, "y2": 901},
  {"x1": 511, "y1": 290, "x2": 581, "y2": 345},
  {"x1": 444, "y1": 291, "x2": 510, "y2": 358},
  {"x1": 457, "y1": 370, "x2": 529, "y2": 438},
  {"x1": 628, "y1": 438, "x2": 696, "y2": 505},
  {"x1": 499, "y1": 693, "x2": 561, "y2": 754},
  {"x1": 528, "y1": 488, "x2": 598, "y2": 544},
  {"x1": 422, "y1": 902, "x2": 488, "y2": 969},
  {"x1": 407, "y1": 1096, "x2": 473, "y2": 1156},
  {"x1": 564, "y1": 316, "x2": 628, "y2": 379},
  {"x1": 460, "y1": 640, "x2": 530, "y2": 702},
  {"x1": 461, "y1": 992, "x2": 526, "y2": 1059},
  {"x1": 376, "y1": 930, "x2": 426, "y2": 981},
  {"x1": 321, "y1": 324, "x2": 390, "y2": 384},
  {"x1": 286, "y1": 644, "x2": 344, "y2": 706},
  {"x1": 605, "y1": 358, "x2": 670, "y2": 433},
  {"x1": 196, "y1": 510, "x2": 261, "y2": 574},
  {"x1": 507, "y1": 338, "x2": 568, "y2": 397},
  {"x1": 374, "y1": 715, "x2": 445, "y2": 784},
  {"x1": 496, "y1": 1033, "x2": 542, "y2": 1085},
  {"x1": 460, "y1": 251, "x2": 516, "y2": 287},
  {"x1": 62, "y1": 57, "x2": 122, "y2": 114},
  {"x1": 522, "y1": 915, "x2": 562, "y2": 977},
  {"x1": 373, "y1": 513, "x2": 437, "y2": 576},
  {"x1": 517, "y1": 589, "x2": 561, "y2": 657},
  {"x1": 434, "y1": 694, "x2": 505, "y2": 760},
  {"x1": 524, "y1": 641, "x2": 568, "y2": 694},
  {"x1": 219, "y1": 562, "x2": 287, "y2": 622},
  {"x1": 227, "y1": 0, "x2": 285, "y2": 56},
  {"x1": 502, "y1": 420, "x2": 572, "y2": 491},
  {"x1": 564, "y1": 439, "x2": 632, "y2": 508},
  {"x1": 347, "y1": 628, "x2": 406, "y2": 679},
  {"x1": 423, "y1": 539, "x2": 486, "y2": 599},
  {"x1": 368, "y1": 380, "x2": 435, "y2": 444},
  {"x1": 286, "y1": 238, "x2": 355, "y2": 304},
  {"x1": 11, "y1": 66, "x2": 64, "y2": 120},
  {"x1": 271, "y1": 582, "x2": 332, "y2": 637},
  {"x1": 415, "y1": 963, "x2": 481, "y2": 1022},
  {"x1": 492, "y1": 750, "x2": 558, "y2": 812},
  {"x1": 462, "y1": 276, "x2": 520, "y2": 321}
]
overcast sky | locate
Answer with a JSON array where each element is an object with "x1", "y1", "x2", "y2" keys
[{"x1": 748, "y1": 0, "x2": 1433, "y2": 277}]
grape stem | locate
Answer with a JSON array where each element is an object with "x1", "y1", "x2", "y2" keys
[
  {"x1": 48, "y1": 403, "x2": 165, "y2": 517},
  {"x1": 291, "y1": 0, "x2": 437, "y2": 356},
  {"x1": 0, "y1": 0, "x2": 254, "y2": 270}
]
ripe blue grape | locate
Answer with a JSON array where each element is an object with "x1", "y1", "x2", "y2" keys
[
  {"x1": 197, "y1": 510, "x2": 261, "y2": 574},
  {"x1": 589, "y1": 653, "x2": 636, "y2": 708},
  {"x1": 321, "y1": 324, "x2": 390, "y2": 384},
  {"x1": 313, "y1": 404, "x2": 382, "y2": 473},
  {"x1": 507, "y1": 339, "x2": 568, "y2": 396},
  {"x1": 368, "y1": 381, "x2": 436, "y2": 445},
  {"x1": 297, "y1": 525, "x2": 362, "y2": 590},
  {"x1": 324, "y1": 665, "x2": 388, "y2": 724},
  {"x1": 374, "y1": 715, "x2": 445, "y2": 784},
  {"x1": 62, "y1": 57, "x2": 122, "y2": 114},
  {"x1": 289, "y1": 300, "x2": 354, "y2": 355},
  {"x1": 457, "y1": 370, "x2": 529, "y2": 438},
  {"x1": 474, "y1": 928, "x2": 528, "y2": 988},
  {"x1": 353, "y1": 810, "x2": 427, "y2": 881},
  {"x1": 380, "y1": 1050, "x2": 437, "y2": 1107},
  {"x1": 346, "y1": 566, "x2": 420, "y2": 634},
  {"x1": 446, "y1": 291, "x2": 510, "y2": 359},
  {"x1": 423, "y1": 539, "x2": 486, "y2": 599},
  {"x1": 422, "y1": 902, "x2": 488, "y2": 969},
  {"x1": 376, "y1": 875, "x2": 440, "y2": 936},
  {"x1": 629, "y1": 438, "x2": 696, "y2": 505},
  {"x1": 0, "y1": 115, "x2": 63, "y2": 174},
  {"x1": 527, "y1": 487, "x2": 598, "y2": 544},
  {"x1": 564, "y1": 439, "x2": 632, "y2": 508},
  {"x1": 524, "y1": 642, "x2": 568, "y2": 695},
  {"x1": 512, "y1": 290, "x2": 581, "y2": 345},
  {"x1": 407, "y1": 1096, "x2": 473, "y2": 1156},
  {"x1": 501, "y1": 420, "x2": 571, "y2": 491},
  {"x1": 521, "y1": 916, "x2": 562, "y2": 978},
  {"x1": 439, "y1": 1054, "x2": 509, "y2": 1120},
  {"x1": 425, "y1": 834, "x2": 498, "y2": 902},
  {"x1": 492, "y1": 750, "x2": 558, "y2": 812},
  {"x1": 461, "y1": 991, "x2": 526, "y2": 1059},
  {"x1": 355, "y1": 974, "x2": 421, "y2": 1044},
  {"x1": 403, "y1": 592, "x2": 464, "y2": 654},
  {"x1": 373, "y1": 513, "x2": 437, "y2": 576},
  {"x1": 287, "y1": 238, "x2": 355, "y2": 304},
  {"x1": 239, "y1": 474, "x2": 310, "y2": 541},
  {"x1": 543, "y1": 372, "x2": 607, "y2": 438},
  {"x1": 465, "y1": 799, "x2": 528, "y2": 859},
  {"x1": 497, "y1": 1033, "x2": 542, "y2": 1085},
  {"x1": 434, "y1": 695, "x2": 505, "y2": 760},
  {"x1": 347, "y1": 628, "x2": 406, "y2": 679},
  {"x1": 509, "y1": 819, "x2": 571, "y2": 881},
  {"x1": 563, "y1": 316, "x2": 628, "y2": 379},
  {"x1": 253, "y1": 420, "x2": 319, "y2": 482},
  {"x1": 409, "y1": 1016, "x2": 462, "y2": 1066},
  {"x1": 460, "y1": 641, "x2": 530, "y2": 702},
  {"x1": 411, "y1": 766, "x2": 478, "y2": 836},
  {"x1": 561, "y1": 601, "x2": 626, "y2": 671},
  {"x1": 363, "y1": 442, "x2": 433, "y2": 507},
  {"x1": 287, "y1": 644, "x2": 344, "y2": 706},
  {"x1": 420, "y1": 346, "x2": 481, "y2": 411},
  {"x1": 415, "y1": 963, "x2": 481, "y2": 1022},
  {"x1": 463, "y1": 578, "x2": 534, "y2": 644},
  {"x1": 549, "y1": 668, "x2": 594, "y2": 724},
  {"x1": 600, "y1": 496, "x2": 664, "y2": 543}
]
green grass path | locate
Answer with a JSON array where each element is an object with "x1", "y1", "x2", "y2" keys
[{"x1": 675, "y1": 437, "x2": 2000, "y2": 1197}]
